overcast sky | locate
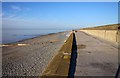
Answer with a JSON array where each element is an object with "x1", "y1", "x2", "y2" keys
[{"x1": 2, "y1": 2, "x2": 118, "y2": 29}]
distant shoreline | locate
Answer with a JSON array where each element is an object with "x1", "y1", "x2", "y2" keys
[{"x1": 3, "y1": 30, "x2": 69, "y2": 45}]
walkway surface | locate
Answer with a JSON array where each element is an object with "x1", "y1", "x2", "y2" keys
[{"x1": 74, "y1": 31, "x2": 118, "y2": 76}]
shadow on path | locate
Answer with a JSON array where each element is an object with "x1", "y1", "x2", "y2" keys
[
  {"x1": 115, "y1": 64, "x2": 120, "y2": 78},
  {"x1": 68, "y1": 33, "x2": 77, "y2": 78}
]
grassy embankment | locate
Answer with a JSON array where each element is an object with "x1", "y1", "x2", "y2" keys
[{"x1": 81, "y1": 24, "x2": 120, "y2": 30}]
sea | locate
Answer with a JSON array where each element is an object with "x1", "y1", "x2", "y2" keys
[{"x1": 2, "y1": 29, "x2": 70, "y2": 44}]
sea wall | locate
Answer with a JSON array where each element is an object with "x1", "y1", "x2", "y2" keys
[
  {"x1": 80, "y1": 30, "x2": 119, "y2": 44},
  {"x1": 41, "y1": 32, "x2": 74, "y2": 76}
]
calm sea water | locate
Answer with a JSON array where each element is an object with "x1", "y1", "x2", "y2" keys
[{"x1": 2, "y1": 29, "x2": 69, "y2": 44}]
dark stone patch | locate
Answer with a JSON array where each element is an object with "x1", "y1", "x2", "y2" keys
[
  {"x1": 90, "y1": 62, "x2": 115, "y2": 73},
  {"x1": 87, "y1": 51, "x2": 91, "y2": 54},
  {"x1": 77, "y1": 44, "x2": 86, "y2": 49},
  {"x1": 118, "y1": 26, "x2": 120, "y2": 30}
]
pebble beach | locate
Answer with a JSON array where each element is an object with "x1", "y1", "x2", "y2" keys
[{"x1": 2, "y1": 31, "x2": 70, "y2": 76}]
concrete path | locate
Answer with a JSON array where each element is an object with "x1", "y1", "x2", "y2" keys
[{"x1": 74, "y1": 31, "x2": 118, "y2": 76}]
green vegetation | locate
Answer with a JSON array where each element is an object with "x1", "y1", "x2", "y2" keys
[{"x1": 80, "y1": 24, "x2": 120, "y2": 30}]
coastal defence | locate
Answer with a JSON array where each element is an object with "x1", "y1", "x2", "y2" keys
[
  {"x1": 80, "y1": 30, "x2": 119, "y2": 44},
  {"x1": 41, "y1": 32, "x2": 74, "y2": 77}
]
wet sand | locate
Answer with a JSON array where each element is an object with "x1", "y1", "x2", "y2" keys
[{"x1": 2, "y1": 31, "x2": 70, "y2": 76}]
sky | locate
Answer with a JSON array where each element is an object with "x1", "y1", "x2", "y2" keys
[
  {"x1": 2, "y1": 0, "x2": 120, "y2": 2},
  {"x1": 2, "y1": 2, "x2": 118, "y2": 30}
]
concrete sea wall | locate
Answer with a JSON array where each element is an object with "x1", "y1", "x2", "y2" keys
[
  {"x1": 80, "y1": 30, "x2": 119, "y2": 44},
  {"x1": 41, "y1": 32, "x2": 74, "y2": 76}
]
